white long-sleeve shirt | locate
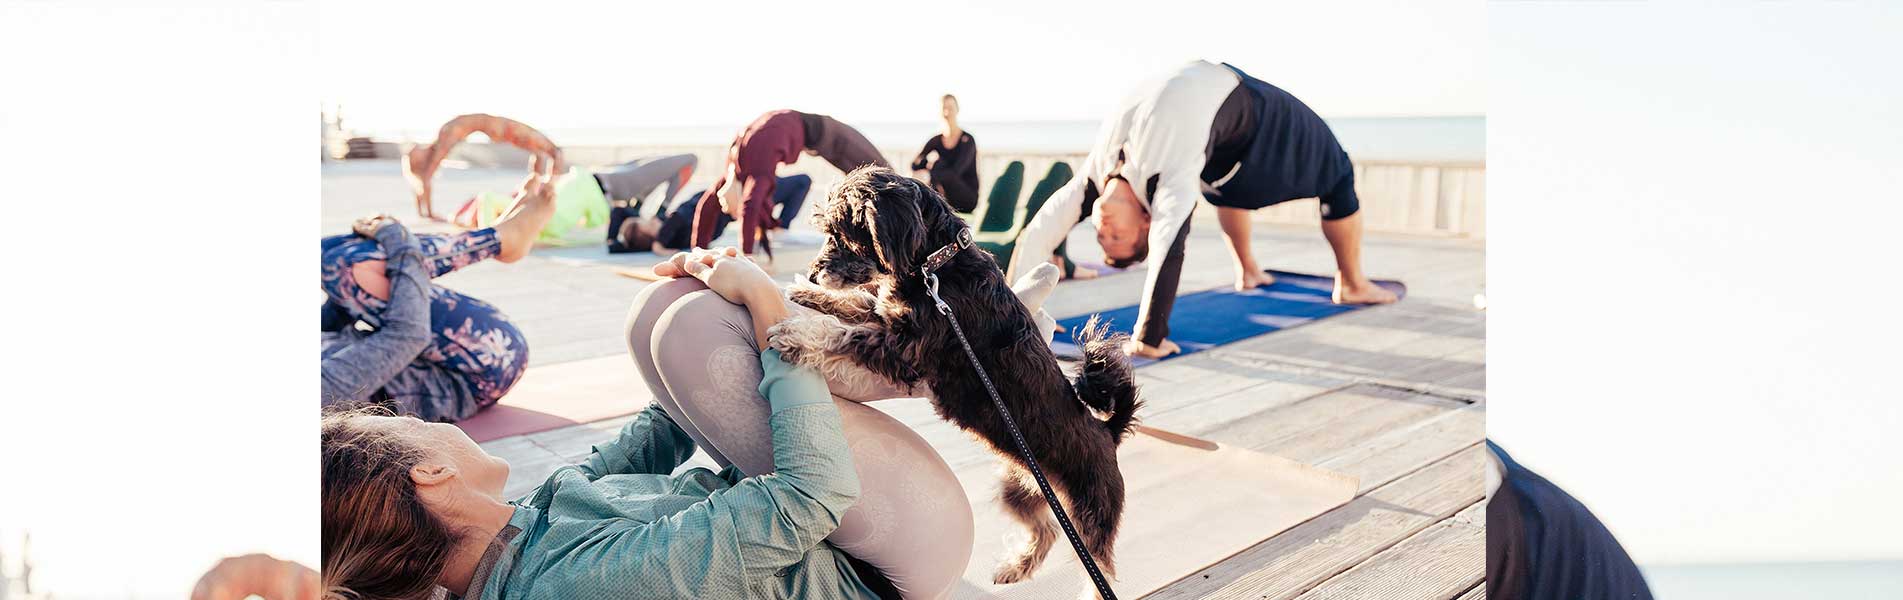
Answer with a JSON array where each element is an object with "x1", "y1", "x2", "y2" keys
[{"x1": 1005, "y1": 60, "x2": 1242, "y2": 345}]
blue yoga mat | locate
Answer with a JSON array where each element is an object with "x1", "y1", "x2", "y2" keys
[{"x1": 1051, "y1": 270, "x2": 1406, "y2": 365}]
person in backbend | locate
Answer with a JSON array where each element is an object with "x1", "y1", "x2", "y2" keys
[
  {"x1": 1006, "y1": 59, "x2": 1398, "y2": 359},
  {"x1": 402, "y1": 113, "x2": 565, "y2": 221},
  {"x1": 611, "y1": 174, "x2": 813, "y2": 255},
  {"x1": 693, "y1": 110, "x2": 889, "y2": 260},
  {"x1": 910, "y1": 94, "x2": 979, "y2": 213}
]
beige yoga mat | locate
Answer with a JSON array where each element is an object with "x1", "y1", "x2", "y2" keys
[
  {"x1": 947, "y1": 425, "x2": 1357, "y2": 599},
  {"x1": 457, "y1": 355, "x2": 653, "y2": 443},
  {"x1": 615, "y1": 265, "x2": 666, "y2": 281}
]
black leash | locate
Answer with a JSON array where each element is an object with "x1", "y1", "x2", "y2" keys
[{"x1": 919, "y1": 227, "x2": 1118, "y2": 600}]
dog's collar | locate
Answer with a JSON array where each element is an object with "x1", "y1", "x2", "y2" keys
[{"x1": 919, "y1": 227, "x2": 973, "y2": 276}]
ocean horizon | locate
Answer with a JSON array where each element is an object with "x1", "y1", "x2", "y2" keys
[
  {"x1": 355, "y1": 115, "x2": 1485, "y2": 164},
  {"x1": 1641, "y1": 560, "x2": 1903, "y2": 599}
]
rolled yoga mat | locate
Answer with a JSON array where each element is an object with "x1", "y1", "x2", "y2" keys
[{"x1": 1052, "y1": 269, "x2": 1406, "y2": 366}]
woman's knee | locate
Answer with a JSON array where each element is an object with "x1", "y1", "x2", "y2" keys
[
  {"x1": 650, "y1": 287, "x2": 755, "y2": 355},
  {"x1": 830, "y1": 402, "x2": 974, "y2": 596},
  {"x1": 624, "y1": 277, "x2": 711, "y2": 360}
]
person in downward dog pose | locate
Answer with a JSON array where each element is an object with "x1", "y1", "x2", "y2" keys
[
  {"x1": 319, "y1": 173, "x2": 554, "y2": 422},
  {"x1": 1006, "y1": 60, "x2": 1398, "y2": 360}
]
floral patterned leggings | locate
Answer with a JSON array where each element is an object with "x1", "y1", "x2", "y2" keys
[{"x1": 320, "y1": 228, "x2": 529, "y2": 408}]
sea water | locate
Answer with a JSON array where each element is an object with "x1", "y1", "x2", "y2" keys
[
  {"x1": 369, "y1": 116, "x2": 1485, "y2": 163},
  {"x1": 1641, "y1": 561, "x2": 1903, "y2": 599}
]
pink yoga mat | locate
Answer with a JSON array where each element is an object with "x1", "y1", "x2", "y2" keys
[{"x1": 457, "y1": 355, "x2": 652, "y2": 443}]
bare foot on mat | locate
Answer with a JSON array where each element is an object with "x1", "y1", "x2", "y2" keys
[
  {"x1": 1333, "y1": 276, "x2": 1398, "y2": 305},
  {"x1": 1235, "y1": 269, "x2": 1276, "y2": 291}
]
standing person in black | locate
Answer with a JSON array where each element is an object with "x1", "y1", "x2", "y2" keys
[
  {"x1": 1487, "y1": 440, "x2": 1655, "y2": 599},
  {"x1": 910, "y1": 94, "x2": 979, "y2": 213}
]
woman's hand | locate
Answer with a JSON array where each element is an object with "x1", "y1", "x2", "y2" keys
[
  {"x1": 654, "y1": 248, "x2": 788, "y2": 347},
  {"x1": 191, "y1": 554, "x2": 319, "y2": 600},
  {"x1": 654, "y1": 248, "x2": 779, "y2": 305},
  {"x1": 352, "y1": 213, "x2": 400, "y2": 238}
]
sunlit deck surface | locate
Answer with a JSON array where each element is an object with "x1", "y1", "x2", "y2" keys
[{"x1": 326, "y1": 161, "x2": 1487, "y2": 598}]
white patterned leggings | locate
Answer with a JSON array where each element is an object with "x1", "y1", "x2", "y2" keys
[{"x1": 624, "y1": 277, "x2": 975, "y2": 600}]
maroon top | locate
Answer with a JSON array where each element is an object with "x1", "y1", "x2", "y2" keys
[{"x1": 694, "y1": 110, "x2": 806, "y2": 253}]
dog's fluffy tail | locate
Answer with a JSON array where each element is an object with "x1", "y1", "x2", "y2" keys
[{"x1": 1070, "y1": 316, "x2": 1142, "y2": 443}]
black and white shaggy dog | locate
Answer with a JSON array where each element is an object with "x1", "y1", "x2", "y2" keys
[{"x1": 769, "y1": 166, "x2": 1142, "y2": 584}]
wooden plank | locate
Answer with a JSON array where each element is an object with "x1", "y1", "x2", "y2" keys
[
  {"x1": 1453, "y1": 582, "x2": 1486, "y2": 600},
  {"x1": 1412, "y1": 166, "x2": 1441, "y2": 232},
  {"x1": 1296, "y1": 501, "x2": 1486, "y2": 600},
  {"x1": 1320, "y1": 403, "x2": 1486, "y2": 494},
  {"x1": 1200, "y1": 384, "x2": 1467, "y2": 463},
  {"x1": 1147, "y1": 444, "x2": 1488, "y2": 600},
  {"x1": 1142, "y1": 379, "x2": 1338, "y2": 438},
  {"x1": 523, "y1": 412, "x2": 639, "y2": 460}
]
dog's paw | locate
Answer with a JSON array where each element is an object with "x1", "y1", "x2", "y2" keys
[
  {"x1": 766, "y1": 314, "x2": 851, "y2": 368},
  {"x1": 784, "y1": 281, "x2": 831, "y2": 311},
  {"x1": 991, "y1": 559, "x2": 1036, "y2": 585}
]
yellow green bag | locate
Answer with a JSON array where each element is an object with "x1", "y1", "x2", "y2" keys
[{"x1": 471, "y1": 167, "x2": 609, "y2": 246}]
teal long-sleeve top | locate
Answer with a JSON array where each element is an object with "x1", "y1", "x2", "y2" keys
[{"x1": 462, "y1": 349, "x2": 880, "y2": 599}]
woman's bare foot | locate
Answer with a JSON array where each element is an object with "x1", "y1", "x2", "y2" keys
[
  {"x1": 493, "y1": 178, "x2": 557, "y2": 263},
  {"x1": 403, "y1": 143, "x2": 441, "y2": 220},
  {"x1": 1235, "y1": 269, "x2": 1276, "y2": 291},
  {"x1": 1333, "y1": 276, "x2": 1399, "y2": 304}
]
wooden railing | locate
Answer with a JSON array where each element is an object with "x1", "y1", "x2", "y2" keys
[{"x1": 438, "y1": 143, "x2": 1487, "y2": 239}]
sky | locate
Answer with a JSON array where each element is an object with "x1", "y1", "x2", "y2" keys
[
  {"x1": 1489, "y1": 1, "x2": 1903, "y2": 566},
  {"x1": 317, "y1": 0, "x2": 1486, "y2": 133},
  {"x1": 0, "y1": 2, "x2": 318, "y2": 598},
  {"x1": 5, "y1": 1, "x2": 1898, "y2": 597}
]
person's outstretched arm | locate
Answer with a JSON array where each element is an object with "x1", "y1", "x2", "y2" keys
[
  {"x1": 910, "y1": 137, "x2": 936, "y2": 172},
  {"x1": 320, "y1": 218, "x2": 433, "y2": 405},
  {"x1": 1129, "y1": 173, "x2": 1200, "y2": 350}
]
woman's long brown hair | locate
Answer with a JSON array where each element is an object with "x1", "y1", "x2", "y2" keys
[{"x1": 321, "y1": 405, "x2": 460, "y2": 599}]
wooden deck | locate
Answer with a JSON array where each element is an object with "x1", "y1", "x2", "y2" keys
[{"x1": 325, "y1": 162, "x2": 1486, "y2": 599}]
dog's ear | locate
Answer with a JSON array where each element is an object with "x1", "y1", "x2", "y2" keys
[{"x1": 867, "y1": 183, "x2": 925, "y2": 276}]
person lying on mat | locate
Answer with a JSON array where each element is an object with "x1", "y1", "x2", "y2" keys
[
  {"x1": 1005, "y1": 60, "x2": 1398, "y2": 359},
  {"x1": 320, "y1": 247, "x2": 973, "y2": 600},
  {"x1": 1486, "y1": 440, "x2": 1655, "y2": 599},
  {"x1": 694, "y1": 110, "x2": 889, "y2": 260},
  {"x1": 910, "y1": 94, "x2": 980, "y2": 213},
  {"x1": 320, "y1": 173, "x2": 554, "y2": 423},
  {"x1": 404, "y1": 113, "x2": 566, "y2": 220},
  {"x1": 596, "y1": 152, "x2": 699, "y2": 219},
  {"x1": 610, "y1": 174, "x2": 813, "y2": 254}
]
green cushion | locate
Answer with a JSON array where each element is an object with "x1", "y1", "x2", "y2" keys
[
  {"x1": 974, "y1": 161, "x2": 1025, "y2": 234},
  {"x1": 972, "y1": 161, "x2": 1073, "y2": 268}
]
